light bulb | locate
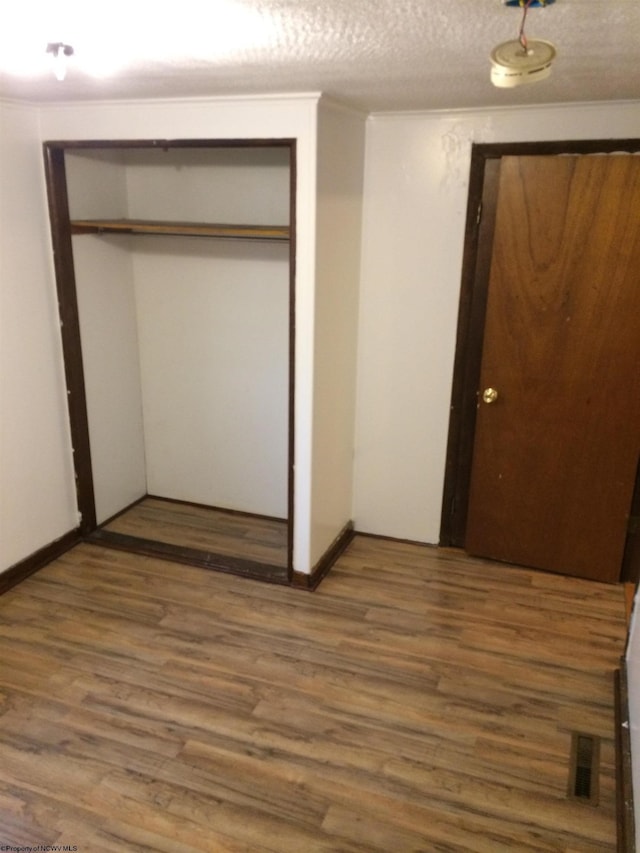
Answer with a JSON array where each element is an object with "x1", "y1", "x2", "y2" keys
[{"x1": 46, "y1": 42, "x2": 74, "y2": 81}]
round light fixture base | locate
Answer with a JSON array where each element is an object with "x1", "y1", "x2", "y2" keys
[
  {"x1": 490, "y1": 38, "x2": 556, "y2": 87},
  {"x1": 504, "y1": 0, "x2": 555, "y2": 6}
]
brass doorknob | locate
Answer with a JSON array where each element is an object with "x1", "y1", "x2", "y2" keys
[{"x1": 482, "y1": 387, "x2": 499, "y2": 404}]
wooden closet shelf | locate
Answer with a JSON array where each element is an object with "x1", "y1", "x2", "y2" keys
[{"x1": 70, "y1": 219, "x2": 290, "y2": 242}]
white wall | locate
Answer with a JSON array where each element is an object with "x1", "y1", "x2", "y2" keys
[
  {"x1": 124, "y1": 146, "x2": 290, "y2": 224},
  {"x1": 65, "y1": 149, "x2": 129, "y2": 218},
  {"x1": 66, "y1": 150, "x2": 147, "y2": 524},
  {"x1": 133, "y1": 237, "x2": 289, "y2": 516},
  {"x1": 66, "y1": 145, "x2": 291, "y2": 520},
  {"x1": 309, "y1": 98, "x2": 365, "y2": 565},
  {"x1": 0, "y1": 101, "x2": 77, "y2": 570},
  {"x1": 127, "y1": 147, "x2": 290, "y2": 517},
  {"x1": 72, "y1": 236, "x2": 147, "y2": 523},
  {"x1": 353, "y1": 100, "x2": 640, "y2": 544}
]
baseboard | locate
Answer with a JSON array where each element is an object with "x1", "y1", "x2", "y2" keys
[
  {"x1": 146, "y1": 494, "x2": 288, "y2": 525},
  {"x1": 361, "y1": 530, "x2": 438, "y2": 547},
  {"x1": 292, "y1": 521, "x2": 355, "y2": 591},
  {"x1": 0, "y1": 528, "x2": 81, "y2": 595},
  {"x1": 97, "y1": 494, "x2": 147, "y2": 527},
  {"x1": 87, "y1": 528, "x2": 289, "y2": 585},
  {"x1": 616, "y1": 660, "x2": 636, "y2": 852}
]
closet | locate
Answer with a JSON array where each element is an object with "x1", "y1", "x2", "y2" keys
[{"x1": 45, "y1": 139, "x2": 295, "y2": 582}]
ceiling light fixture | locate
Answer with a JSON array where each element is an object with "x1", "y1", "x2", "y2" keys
[
  {"x1": 504, "y1": 0, "x2": 555, "y2": 6},
  {"x1": 490, "y1": 0, "x2": 557, "y2": 88},
  {"x1": 46, "y1": 41, "x2": 74, "y2": 81}
]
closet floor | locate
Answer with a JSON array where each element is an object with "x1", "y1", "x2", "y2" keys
[{"x1": 103, "y1": 497, "x2": 288, "y2": 569}]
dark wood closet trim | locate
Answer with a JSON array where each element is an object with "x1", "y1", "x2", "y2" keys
[
  {"x1": 292, "y1": 521, "x2": 355, "y2": 591},
  {"x1": 615, "y1": 660, "x2": 636, "y2": 852},
  {"x1": 87, "y1": 529, "x2": 289, "y2": 585},
  {"x1": 43, "y1": 137, "x2": 298, "y2": 586},
  {"x1": 45, "y1": 138, "x2": 291, "y2": 151},
  {"x1": 0, "y1": 529, "x2": 81, "y2": 595},
  {"x1": 440, "y1": 138, "x2": 640, "y2": 550},
  {"x1": 287, "y1": 141, "x2": 297, "y2": 579},
  {"x1": 43, "y1": 144, "x2": 96, "y2": 535}
]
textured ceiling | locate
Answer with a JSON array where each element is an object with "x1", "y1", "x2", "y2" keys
[{"x1": 1, "y1": 0, "x2": 638, "y2": 112}]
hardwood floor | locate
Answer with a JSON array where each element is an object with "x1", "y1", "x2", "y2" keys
[
  {"x1": 104, "y1": 498, "x2": 289, "y2": 568},
  {"x1": 0, "y1": 536, "x2": 627, "y2": 851}
]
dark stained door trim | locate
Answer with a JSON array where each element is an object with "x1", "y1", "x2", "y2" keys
[{"x1": 440, "y1": 138, "x2": 640, "y2": 550}]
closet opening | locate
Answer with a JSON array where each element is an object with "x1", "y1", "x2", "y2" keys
[{"x1": 44, "y1": 138, "x2": 296, "y2": 584}]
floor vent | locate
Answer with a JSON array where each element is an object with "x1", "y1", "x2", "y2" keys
[{"x1": 568, "y1": 732, "x2": 600, "y2": 805}]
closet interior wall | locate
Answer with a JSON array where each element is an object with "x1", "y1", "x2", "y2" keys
[{"x1": 64, "y1": 144, "x2": 291, "y2": 567}]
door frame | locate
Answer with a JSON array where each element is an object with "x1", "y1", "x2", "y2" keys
[
  {"x1": 43, "y1": 137, "x2": 297, "y2": 583},
  {"x1": 440, "y1": 138, "x2": 640, "y2": 568}
]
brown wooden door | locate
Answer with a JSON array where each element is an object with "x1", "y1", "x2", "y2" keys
[{"x1": 466, "y1": 154, "x2": 640, "y2": 582}]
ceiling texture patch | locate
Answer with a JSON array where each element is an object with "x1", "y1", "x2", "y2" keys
[{"x1": 0, "y1": 0, "x2": 638, "y2": 112}]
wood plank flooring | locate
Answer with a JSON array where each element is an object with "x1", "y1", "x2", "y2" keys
[
  {"x1": 0, "y1": 536, "x2": 627, "y2": 851},
  {"x1": 104, "y1": 498, "x2": 288, "y2": 568}
]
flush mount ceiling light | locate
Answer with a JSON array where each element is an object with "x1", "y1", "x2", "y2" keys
[
  {"x1": 504, "y1": 0, "x2": 555, "y2": 5},
  {"x1": 491, "y1": 0, "x2": 557, "y2": 88},
  {"x1": 46, "y1": 41, "x2": 74, "y2": 81}
]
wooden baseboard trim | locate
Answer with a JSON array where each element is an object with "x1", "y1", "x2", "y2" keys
[
  {"x1": 356, "y1": 529, "x2": 439, "y2": 549},
  {"x1": 0, "y1": 528, "x2": 81, "y2": 595},
  {"x1": 616, "y1": 660, "x2": 636, "y2": 853},
  {"x1": 98, "y1": 494, "x2": 147, "y2": 528},
  {"x1": 86, "y1": 528, "x2": 289, "y2": 585},
  {"x1": 146, "y1": 494, "x2": 288, "y2": 525},
  {"x1": 292, "y1": 521, "x2": 355, "y2": 591}
]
